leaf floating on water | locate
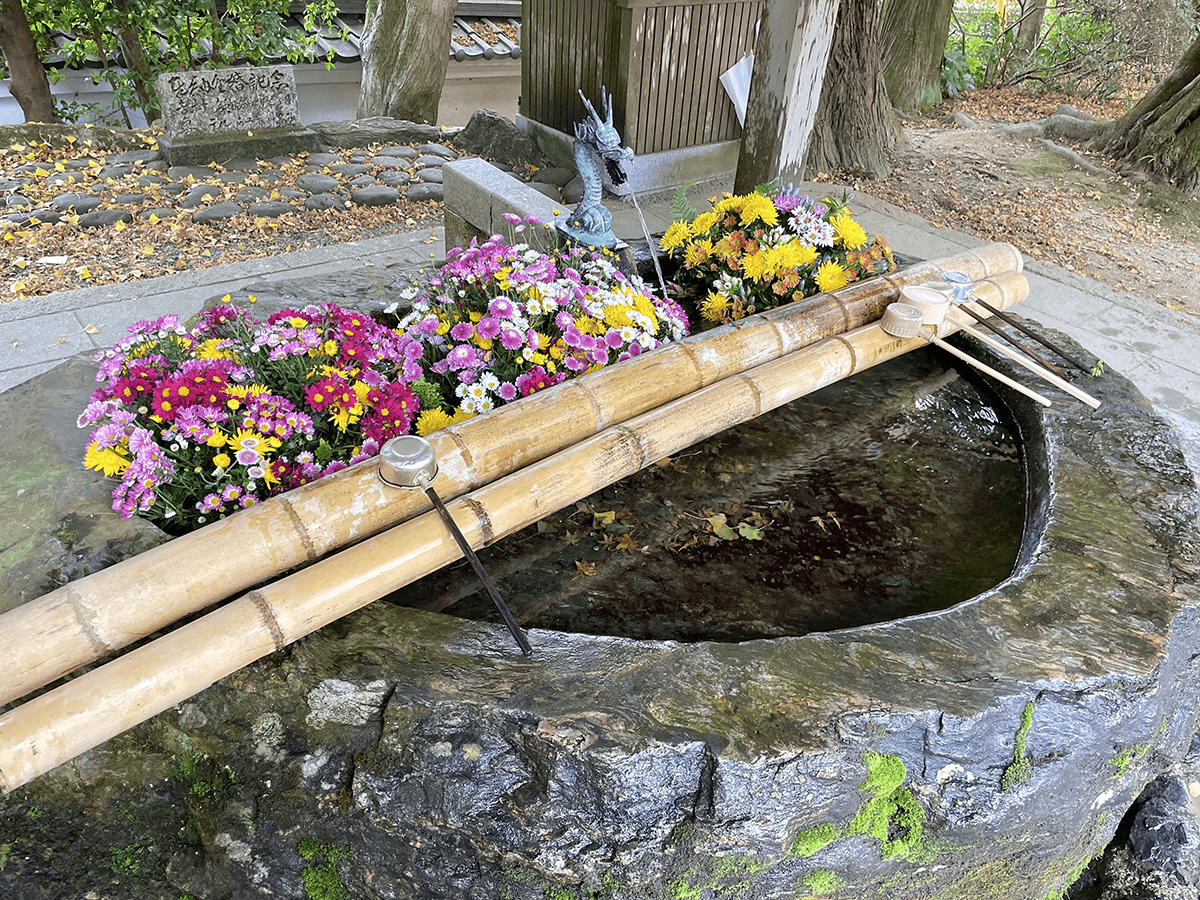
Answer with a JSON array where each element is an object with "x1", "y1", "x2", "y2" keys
[
  {"x1": 737, "y1": 522, "x2": 763, "y2": 540},
  {"x1": 707, "y1": 514, "x2": 737, "y2": 541}
]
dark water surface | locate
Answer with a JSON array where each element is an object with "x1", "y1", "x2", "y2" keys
[{"x1": 387, "y1": 348, "x2": 1027, "y2": 642}]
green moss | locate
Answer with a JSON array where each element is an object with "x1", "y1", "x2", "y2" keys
[
  {"x1": 788, "y1": 823, "x2": 841, "y2": 859},
  {"x1": 109, "y1": 843, "x2": 144, "y2": 878},
  {"x1": 1110, "y1": 744, "x2": 1150, "y2": 779},
  {"x1": 0, "y1": 843, "x2": 9, "y2": 872},
  {"x1": 1001, "y1": 702, "x2": 1035, "y2": 791},
  {"x1": 847, "y1": 752, "x2": 932, "y2": 862},
  {"x1": 297, "y1": 840, "x2": 349, "y2": 900},
  {"x1": 801, "y1": 869, "x2": 844, "y2": 895}
]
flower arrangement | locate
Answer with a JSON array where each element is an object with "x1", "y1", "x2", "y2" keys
[
  {"x1": 389, "y1": 217, "x2": 689, "y2": 433},
  {"x1": 80, "y1": 221, "x2": 688, "y2": 534},
  {"x1": 80, "y1": 302, "x2": 424, "y2": 533},
  {"x1": 660, "y1": 188, "x2": 896, "y2": 325}
]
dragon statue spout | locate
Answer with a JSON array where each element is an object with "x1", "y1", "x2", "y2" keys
[{"x1": 558, "y1": 87, "x2": 633, "y2": 249}]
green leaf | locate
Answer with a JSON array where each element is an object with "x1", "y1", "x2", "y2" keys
[
  {"x1": 737, "y1": 522, "x2": 763, "y2": 540},
  {"x1": 671, "y1": 182, "x2": 700, "y2": 222},
  {"x1": 316, "y1": 439, "x2": 333, "y2": 463},
  {"x1": 707, "y1": 514, "x2": 737, "y2": 541}
]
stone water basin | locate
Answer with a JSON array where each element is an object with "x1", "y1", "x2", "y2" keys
[{"x1": 2, "y1": 322, "x2": 1197, "y2": 900}]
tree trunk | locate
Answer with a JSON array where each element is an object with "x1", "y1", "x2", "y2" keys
[
  {"x1": 735, "y1": 0, "x2": 841, "y2": 194},
  {"x1": 0, "y1": 0, "x2": 59, "y2": 123},
  {"x1": 1096, "y1": 33, "x2": 1200, "y2": 193},
  {"x1": 1016, "y1": 0, "x2": 1046, "y2": 52},
  {"x1": 880, "y1": 0, "x2": 955, "y2": 115},
  {"x1": 357, "y1": 0, "x2": 456, "y2": 124},
  {"x1": 803, "y1": 0, "x2": 897, "y2": 178}
]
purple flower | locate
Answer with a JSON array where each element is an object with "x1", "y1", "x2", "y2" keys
[
  {"x1": 450, "y1": 321, "x2": 474, "y2": 341},
  {"x1": 445, "y1": 345, "x2": 479, "y2": 370},
  {"x1": 489, "y1": 297, "x2": 516, "y2": 319},
  {"x1": 476, "y1": 316, "x2": 501, "y2": 339},
  {"x1": 500, "y1": 328, "x2": 524, "y2": 351},
  {"x1": 605, "y1": 330, "x2": 624, "y2": 349},
  {"x1": 502, "y1": 212, "x2": 522, "y2": 225},
  {"x1": 236, "y1": 448, "x2": 261, "y2": 466},
  {"x1": 498, "y1": 382, "x2": 517, "y2": 401}
]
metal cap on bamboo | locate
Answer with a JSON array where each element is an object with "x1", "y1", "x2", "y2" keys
[{"x1": 379, "y1": 436, "x2": 439, "y2": 489}]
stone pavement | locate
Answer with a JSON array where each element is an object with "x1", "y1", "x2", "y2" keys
[{"x1": 2, "y1": 178, "x2": 1198, "y2": 476}]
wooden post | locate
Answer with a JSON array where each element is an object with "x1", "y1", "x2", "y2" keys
[{"x1": 735, "y1": 0, "x2": 841, "y2": 193}]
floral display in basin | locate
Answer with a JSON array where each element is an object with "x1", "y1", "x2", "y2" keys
[
  {"x1": 79, "y1": 220, "x2": 687, "y2": 535},
  {"x1": 661, "y1": 188, "x2": 897, "y2": 325}
]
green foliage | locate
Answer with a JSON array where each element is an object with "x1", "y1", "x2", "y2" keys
[
  {"x1": 298, "y1": 840, "x2": 350, "y2": 900},
  {"x1": 671, "y1": 182, "x2": 700, "y2": 223},
  {"x1": 410, "y1": 378, "x2": 446, "y2": 412},
  {"x1": 941, "y1": 46, "x2": 976, "y2": 98},
  {"x1": 801, "y1": 869, "x2": 844, "y2": 895},
  {"x1": 945, "y1": 0, "x2": 1131, "y2": 98},
  {"x1": 0, "y1": 843, "x2": 10, "y2": 872},
  {"x1": 1001, "y1": 701, "x2": 1035, "y2": 791},
  {"x1": 23, "y1": 0, "x2": 343, "y2": 125}
]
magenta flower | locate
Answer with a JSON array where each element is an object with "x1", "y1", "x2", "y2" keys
[{"x1": 450, "y1": 321, "x2": 474, "y2": 341}]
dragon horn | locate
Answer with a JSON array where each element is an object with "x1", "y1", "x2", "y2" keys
[
  {"x1": 578, "y1": 89, "x2": 601, "y2": 126},
  {"x1": 602, "y1": 86, "x2": 614, "y2": 126}
]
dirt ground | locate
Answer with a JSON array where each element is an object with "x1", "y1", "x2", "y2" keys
[{"x1": 830, "y1": 87, "x2": 1200, "y2": 318}]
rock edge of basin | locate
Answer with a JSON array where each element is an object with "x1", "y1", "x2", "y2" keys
[{"x1": 1, "y1": 319, "x2": 1198, "y2": 900}]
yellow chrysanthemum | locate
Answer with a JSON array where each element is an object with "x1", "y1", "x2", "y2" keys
[
  {"x1": 689, "y1": 212, "x2": 719, "y2": 236},
  {"x1": 450, "y1": 408, "x2": 477, "y2": 425},
  {"x1": 207, "y1": 430, "x2": 228, "y2": 448},
  {"x1": 738, "y1": 193, "x2": 778, "y2": 227},
  {"x1": 416, "y1": 407, "x2": 455, "y2": 436},
  {"x1": 213, "y1": 453, "x2": 231, "y2": 469},
  {"x1": 194, "y1": 338, "x2": 234, "y2": 360},
  {"x1": 659, "y1": 220, "x2": 692, "y2": 253},
  {"x1": 831, "y1": 213, "x2": 868, "y2": 250},
  {"x1": 711, "y1": 194, "x2": 738, "y2": 215},
  {"x1": 781, "y1": 242, "x2": 819, "y2": 270},
  {"x1": 700, "y1": 291, "x2": 731, "y2": 323},
  {"x1": 815, "y1": 260, "x2": 849, "y2": 293},
  {"x1": 741, "y1": 250, "x2": 775, "y2": 283},
  {"x1": 84, "y1": 442, "x2": 130, "y2": 477}
]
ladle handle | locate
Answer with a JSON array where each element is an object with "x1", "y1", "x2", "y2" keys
[
  {"x1": 925, "y1": 333, "x2": 1053, "y2": 408},
  {"x1": 953, "y1": 303, "x2": 1066, "y2": 378},
  {"x1": 950, "y1": 316, "x2": 1101, "y2": 409},
  {"x1": 424, "y1": 486, "x2": 534, "y2": 657},
  {"x1": 971, "y1": 297, "x2": 1093, "y2": 373}
]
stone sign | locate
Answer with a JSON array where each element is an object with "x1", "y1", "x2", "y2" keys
[{"x1": 155, "y1": 65, "x2": 317, "y2": 165}]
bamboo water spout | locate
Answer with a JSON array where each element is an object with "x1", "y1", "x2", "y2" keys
[
  {"x1": 0, "y1": 243, "x2": 1025, "y2": 707},
  {"x1": 0, "y1": 271, "x2": 1029, "y2": 792}
]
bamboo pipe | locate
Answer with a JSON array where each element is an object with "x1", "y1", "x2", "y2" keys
[
  {"x1": 0, "y1": 272, "x2": 1030, "y2": 792},
  {"x1": 0, "y1": 243, "x2": 1025, "y2": 707}
]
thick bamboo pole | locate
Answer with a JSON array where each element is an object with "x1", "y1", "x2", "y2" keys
[
  {"x1": 0, "y1": 243, "x2": 1024, "y2": 707},
  {"x1": 0, "y1": 272, "x2": 1029, "y2": 792}
]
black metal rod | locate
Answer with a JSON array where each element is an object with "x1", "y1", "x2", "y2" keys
[
  {"x1": 424, "y1": 486, "x2": 534, "y2": 657},
  {"x1": 954, "y1": 303, "x2": 1068, "y2": 378},
  {"x1": 972, "y1": 297, "x2": 1092, "y2": 373}
]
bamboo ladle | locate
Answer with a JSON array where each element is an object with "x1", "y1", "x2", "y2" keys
[
  {"x1": 902, "y1": 286, "x2": 1101, "y2": 410},
  {"x1": 880, "y1": 301, "x2": 1052, "y2": 407}
]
